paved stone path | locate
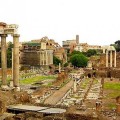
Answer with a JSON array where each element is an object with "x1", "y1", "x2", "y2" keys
[{"x1": 44, "y1": 80, "x2": 74, "y2": 105}]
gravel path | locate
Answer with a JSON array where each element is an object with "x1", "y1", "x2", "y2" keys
[{"x1": 44, "y1": 80, "x2": 74, "y2": 105}]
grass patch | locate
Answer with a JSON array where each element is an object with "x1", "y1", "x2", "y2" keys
[
  {"x1": 81, "y1": 78, "x2": 90, "y2": 88},
  {"x1": 20, "y1": 75, "x2": 56, "y2": 85},
  {"x1": 104, "y1": 82, "x2": 120, "y2": 90},
  {"x1": 93, "y1": 79, "x2": 98, "y2": 84},
  {"x1": 107, "y1": 103, "x2": 116, "y2": 109},
  {"x1": 20, "y1": 73, "x2": 36, "y2": 78},
  {"x1": 106, "y1": 91, "x2": 120, "y2": 98}
]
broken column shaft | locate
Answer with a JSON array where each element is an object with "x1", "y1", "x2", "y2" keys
[{"x1": 1, "y1": 34, "x2": 7, "y2": 87}]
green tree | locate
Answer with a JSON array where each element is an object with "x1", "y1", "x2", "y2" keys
[
  {"x1": 86, "y1": 49, "x2": 97, "y2": 57},
  {"x1": 53, "y1": 56, "x2": 62, "y2": 66},
  {"x1": 64, "y1": 62, "x2": 68, "y2": 67},
  {"x1": 71, "y1": 50, "x2": 81, "y2": 55},
  {"x1": 0, "y1": 42, "x2": 13, "y2": 68},
  {"x1": 70, "y1": 54, "x2": 88, "y2": 67},
  {"x1": 7, "y1": 42, "x2": 13, "y2": 68},
  {"x1": 114, "y1": 40, "x2": 120, "y2": 52}
]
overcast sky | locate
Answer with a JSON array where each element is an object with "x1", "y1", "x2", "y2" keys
[{"x1": 0, "y1": 0, "x2": 120, "y2": 46}]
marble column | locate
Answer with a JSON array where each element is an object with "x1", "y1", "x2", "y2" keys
[
  {"x1": 50, "y1": 51, "x2": 51, "y2": 64},
  {"x1": 59, "y1": 63, "x2": 61, "y2": 73},
  {"x1": 73, "y1": 79, "x2": 77, "y2": 93},
  {"x1": 48, "y1": 52, "x2": 50, "y2": 64},
  {"x1": 110, "y1": 50, "x2": 112, "y2": 67},
  {"x1": 49, "y1": 51, "x2": 51, "y2": 64},
  {"x1": 40, "y1": 52, "x2": 42, "y2": 65},
  {"x1": 39, "y1": 51, "x2": 41, "y2": 65},
  {"x1": 1, "y1": 34, "x2": 7, "y2": 87},
  {"x1": 50, "y1": 51, "x2": 53, "y2": 64},
  {"x1": 43, "y1": 51, "x2": 44, "y2": 65},
  {"x1": 46, "y1": 51, "x2": 48, "y2": 65},
  {"x1": 51, "y1": 51, "x2": 53, "y2": 64},
  {"x1": 103, "y1": 49, "x2": 105, "y2": 54},
  {"x1": 114, "y1": 50, "x2": 116, "y2": 67},
  {"x1": 13, "y1": 34, "x2": 20, "y2": 89},
  {"x1": 106, "y1": 50, "x2": 108, "y2": 67}
]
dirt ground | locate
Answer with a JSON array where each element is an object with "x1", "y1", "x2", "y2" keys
[{"x1": 0, "y1": 75, "x2": 120, "y2": 120}]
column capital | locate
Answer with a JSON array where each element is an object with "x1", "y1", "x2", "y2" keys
[
  {"x1": 13, "y1": 34, "x2": 20, "y2": 37},
  {"x1": 0, "y1": 34, "x2": 8, "y2": 37}
]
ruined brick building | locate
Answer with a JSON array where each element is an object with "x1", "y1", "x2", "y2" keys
[{"x1": 19, "y1": 36, "x2": 67, "y2": 67}]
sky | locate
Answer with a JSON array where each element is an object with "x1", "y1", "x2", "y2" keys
[{"x1": 0, "y1": 0, "x2": 120, "y2": 46}]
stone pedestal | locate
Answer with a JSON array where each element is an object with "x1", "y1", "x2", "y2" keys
[
  {"x1": 9, "y1": 80, "x2": 14, "y2": 87},
  {"x1": 1, "y1": 34, "x2": 7, "y2": 86},
  {"x1": 96, "y1": 102, "x2": 102, "y2": 111},
  {"x1": 13, "y1": 87, "x2": 20, "y2": 92},
  {"x1": 13, "y1": 34, "x2": 20, "y2": 88},
  {"x1": 1, "y1": 85, "x2": 9, "y2": 90}
]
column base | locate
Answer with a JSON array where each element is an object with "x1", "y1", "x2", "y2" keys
[
  {"x1": 1, "y1": 85, "x2": 10, "y2": 91},
  {"x1": 13, "y1": 87, "x2": 20, "y2": 92},
  {"x1": 9, "y1": 81, "x2": 14, "y2": 87}
]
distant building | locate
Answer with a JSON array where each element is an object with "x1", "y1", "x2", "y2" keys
[
  {"x1": 62, "y1": 35, "x2": 79, "y2": 53},
  {"x1": 75, "y1": 43, "x2": 101, "y2": 52},
  {"x1": 54, "y1": 47, "x2": 67, "y2": 63},
  {"x1": 20, "y1": 36, "x2": 67, "y2": 67}
]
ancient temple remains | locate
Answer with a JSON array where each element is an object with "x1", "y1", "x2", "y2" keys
[
  {"x1": 105, "y1": 46, "x2": 116, "y2": 68},
  {"x1": 0, "y1": 22, "x2": 20, "y2": 90}
]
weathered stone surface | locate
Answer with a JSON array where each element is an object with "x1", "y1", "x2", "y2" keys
[{"x1": 0, "y1": 100, "x2": 6, "y2": 113}]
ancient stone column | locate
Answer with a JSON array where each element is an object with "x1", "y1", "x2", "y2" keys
[
  {"x1": 13, "y1": 34, "x2": 20, "y2": 89},
  {"x1": 51, "y1": 51, "x2": 53, "y2": 64},
  {"x1": 110, "y1": 50, "x2": 112, "y2": 67},
  {"x1": 46, "y1": 51, "x2": 48, "y2": 65},
  {"x1": 49, "y1": 51, "x2": 51, "y2": 64},
  {"x1": 0, "y1": 34, "x2": 7, "y2": 88},
  {"x1": 49, "y1": 51, "x2": 52, "y2": 64},
  {"x1": 40, "y1": 52, "x2": 42, "y2": 65},
  {"x1": 73, "y1": 79, "x2": 77, "y2": 93},
  {"x1": 114, "y1": 50, "x2": 116, "y2": 67},
  {"x1": 101, "y1": 77, "x2": 104, "y2": 89},
  {"x1": 59, "y1": 63, "x2": 61, "y2": 73},
  {"x1": 100, "y1": 78, "x2": 104, "y2": 96},
  {"x1": 43, "y1": 51, "x2": 44, "y2": 65},
  {"x1": 106, "y1": 50, "x2": 108, "y2": 67},
  {"x1": 103, "y1": 49, "x2": 105, "y2": 54}
]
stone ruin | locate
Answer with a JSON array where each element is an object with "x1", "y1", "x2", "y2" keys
[{"x1": 0, "y1": 22, "x2": 20, "y2": 90}]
